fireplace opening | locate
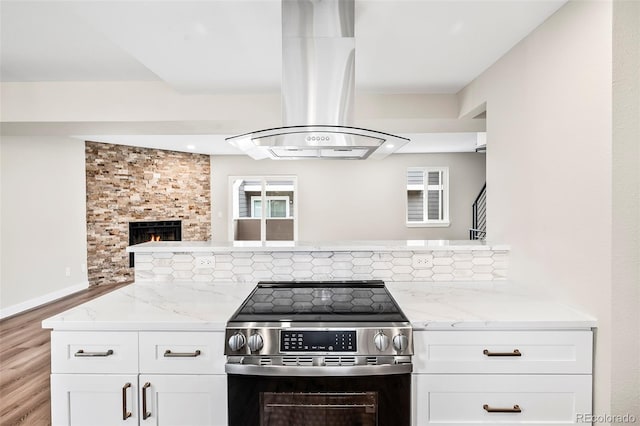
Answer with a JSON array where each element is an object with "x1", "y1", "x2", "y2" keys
[{"x1": 129, "y1": 220, "x2": 182, "y2": 267}]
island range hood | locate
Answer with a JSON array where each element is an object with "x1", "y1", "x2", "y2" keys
[{"x1": 226, "y1": 0, "x2": 409, "y2": 160}]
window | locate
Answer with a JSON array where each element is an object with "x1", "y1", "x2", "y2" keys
[
  {"x1": 251, "y1": 196, "x2": 290, "y2": 218},
  {"x1": 230, "y1": 177, "x2": 297, "y2": 241},
  {"x1": 406, "y1": 167, "x2": 449, "y2": 227}
]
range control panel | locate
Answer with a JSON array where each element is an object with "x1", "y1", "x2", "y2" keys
[{"x1": 280, "y1": 330, "x2": 357, "y2": 352}]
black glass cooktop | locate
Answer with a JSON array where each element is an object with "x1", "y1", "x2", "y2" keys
[{"x1": 229, "y1": 280, "x2": 408, "y2": 323}]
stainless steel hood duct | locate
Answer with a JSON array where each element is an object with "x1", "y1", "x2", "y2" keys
[{"x1": 226, "y1": 0, "x2": 409, "y2": 160}]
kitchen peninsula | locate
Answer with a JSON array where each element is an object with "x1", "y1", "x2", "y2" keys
[{"x1": 43, "y1": 240, "x2": 596, "y2": 426}]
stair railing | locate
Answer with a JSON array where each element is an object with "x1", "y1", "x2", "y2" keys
[{"x1": 470, "y1": 183, "x2": 487, "y2": 240}]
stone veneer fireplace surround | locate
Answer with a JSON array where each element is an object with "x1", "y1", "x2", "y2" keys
[{"x1": 85, "y1": 142, "x2": 210, "y2": 286}]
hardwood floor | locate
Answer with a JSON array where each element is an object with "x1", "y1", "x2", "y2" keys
[{"x1": 0, "y1": 282, "x2": 132, "y2": 426}]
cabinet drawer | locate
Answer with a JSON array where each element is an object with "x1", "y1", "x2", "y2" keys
[
  {"x1": 413, "y1": 374, "x2": 592, "y2": 425},
  {"x1": 414, "y1": 331, "x2": 592, "y2": 374},
  {"x1": 139, "y1": 332, "x2": 225, "y2": 374},
  {"x1": 51, "y1": 331, "x2": 138, "y2": 374}
]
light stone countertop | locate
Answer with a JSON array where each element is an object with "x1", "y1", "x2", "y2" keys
[
  {"x1": 386, "y1": 282, "x2": 596, "y2": 330},
  {"x1": 42, "y1": 281, "x2": 256, "y2": 331},
  {"x1": 126, "y1": 240, "x2": 510, "y2": 253},
  {"x1": 42, "y1": 281, "x2": 595, "y2": 331}
]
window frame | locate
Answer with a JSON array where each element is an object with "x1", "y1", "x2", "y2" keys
[
  {"x1": 229, "y1": 176, "x2": 298, "y2": 241},
  {"x1": 406, "y1": 166, "x2": 450, "y2": 228},
  {"x1": 250, "y1": 195, "x2": 291, "y2": 218}
]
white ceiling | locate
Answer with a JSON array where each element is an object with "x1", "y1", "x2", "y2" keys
[{"x1": 0, "y1": 0, "x2": 566, "y2": 154}]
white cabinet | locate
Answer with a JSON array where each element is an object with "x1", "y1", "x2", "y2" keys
[
  {"x1": 51, "y1": 374, "x2": 139, "y2": 426},
  {"x1": 51, "y1": 331, "x2": 138, "y2": 374},
  {"x1": 50, "y1": 331, "x2": 227, "y2": 426},
  {"x1": 138, "y1": 375, "x2": 227, "y2": 426},
  {"x1": 412, "y1": 330, "x2": 593, "y2": 426},
  {"x1": 413, "y1": 330, "x2": 592, "y2": 374},
  {"x1": 139, "y1": 331, "x2": 225, "y2": 374},
  {"x1": 137, "y1": 332, "x2": 227, "y2": 426},
  {"x1": 414, "y1": 374, "x2": 592, "y2": 425}
]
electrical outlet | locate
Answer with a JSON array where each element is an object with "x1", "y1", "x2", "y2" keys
[
  {"x1": 412, "y1": 254, "x2": 433, "y2": 269},
  {"x1": 195, "y1": 255, "x2": 215, "y2": 269},
  {"x1": 65, "y1": 267, "x2": 71, "y2": 277}
]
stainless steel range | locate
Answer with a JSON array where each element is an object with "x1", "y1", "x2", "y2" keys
[{"x1": 225, "y1": 280, "x2": 413, "y2": 426}]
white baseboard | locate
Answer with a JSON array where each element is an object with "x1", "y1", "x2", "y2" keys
[{"x1": 0, "y1": 281, "x2": 89, "y2": 320}]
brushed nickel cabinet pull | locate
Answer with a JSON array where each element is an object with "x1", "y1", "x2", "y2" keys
[
  {"x1": 121, "y1": 383, "x2": 132, "y2": 420},
  {"x1": 164, "y1": 349, "x2": 201, "y2": 358},
  {"x1": 75, "y1": 349, "x2": 114, "y2": 357},
  {"x1": 483, "y1": 349, "x2": 521, "y2": 357},
  {"x1": 483, "y1": 404, "x2": 522, "y2": 413},
  {"x1": 142, "y1": 382, "x2": 151, "y2": 420}
]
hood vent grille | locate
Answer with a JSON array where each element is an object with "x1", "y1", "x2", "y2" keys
[{"x1": 226, "y1": 0, "x2": 409, "y2": 160}]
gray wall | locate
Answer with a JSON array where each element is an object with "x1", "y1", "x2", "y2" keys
[
  {"x1": 0, "y1": 137, "x2": 88, "y2": 314},
  {"x1": 458, "y1": 0, "x2": 616, "y2": 414},
  {"x1": 211, "y1": 153, "x2": 486, "y2": 241},
  {"x1": 612, "y1": 0, "x2": 640, "y2": 418}
]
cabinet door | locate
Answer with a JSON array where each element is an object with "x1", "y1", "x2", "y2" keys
[
  {"x1": 51, "y1": 374, "x2": 138, "y2": 426},
  {"x1": 413, "y1": 374, "x2": 592, "y2": 426},
  {"x1": 139, "y1": 374, "x2": 227, "y2": 426}
]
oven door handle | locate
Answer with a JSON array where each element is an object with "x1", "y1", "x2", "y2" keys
[{"x1": 225, "y1": 363, "x2": 412, "y2": 376}]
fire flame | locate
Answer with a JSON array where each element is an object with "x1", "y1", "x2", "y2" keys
[{"x1": 149, "y1": 234, "x2": 161, "y2": 242}]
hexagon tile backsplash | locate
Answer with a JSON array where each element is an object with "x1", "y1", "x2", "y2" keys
[{"x1": 133, "y1": 249, "x2": 508, "y2": 283}]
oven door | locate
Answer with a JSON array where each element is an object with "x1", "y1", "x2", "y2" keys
[
  {"x1": 262, "y1": 392, "x2": 377, "y2": 426},
  {"x1": 227, "y1": 374, "x2": 411, "y2": 426}
]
